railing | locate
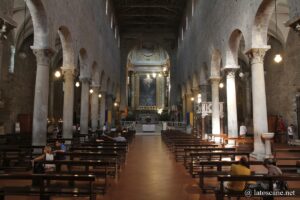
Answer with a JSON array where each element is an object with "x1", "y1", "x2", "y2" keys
[
  {"x1": 166, "y1": 121, "x2": 186, "y2": 129},
  {"x1": 120, "y1": 121, "x2": 136, "y2": 130}
]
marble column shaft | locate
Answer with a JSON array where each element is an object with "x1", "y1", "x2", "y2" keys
[
  {"x1": 62, "y1": 68, "x2": 75, "y2": 139},
  {"x1": 244, "y1": 73, "x2": 252, "y2": 124},
  {"x1": 0, "y1": 41, "x2": 3, "y2": 80},
  {"x1": 32, "y1": 48, "x2": 52, "y2": 146},
  {"x1": 226, "y1": 70, "x2": 238, "y2": 138},
  {"x1": 80, "y1": 77, "x2": 90, "y2": 135},
  {"x1": 91, "y1": 86, "x2": 100, "y2": 131},
  {"x1": 99, "y1": 92, "x2": 106, "y2": 127},
  {"x1": 248, "y1": 48, "x2": 269, "y2": 158},
  {"x1": 211, "y1": 77, "x2": 221, "y2": 135}
]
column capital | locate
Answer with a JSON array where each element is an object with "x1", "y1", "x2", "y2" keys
[
  {"x1": 61, "y1": 67, "x2": 75, "y2": 76},
  {"x1": 31, "y1": 48, "x2": 54, "y2": 66},
  {"x1": 79, "y1": 76, "x2": 90, "y2": 83},
  {"x1": 226, "y1": 69, "x2": 236, "y2": 79},
  {"x1": 209, "y1": 76, "x2": 221, "y2": 83},
  {"x1": 246, "y1": 48, "x2": 269, "y2": 65}
]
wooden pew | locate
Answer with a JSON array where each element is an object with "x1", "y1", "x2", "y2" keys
[
  {"x1": 56, "y1": 151, "x2": 120, "y2": 177},
  {"x1": 37, "y1": 160, "x2": 109, "y2": 194},
  {"x1": 173, "y1": 143, "x2": 218, "y2": 161},
  {"x1": 183, "y1": 147, "x2": 236, "y2": 168},
  {"x1": 0, "y1": 145, "x2": 44, "y2": 171},
  {"x1": 198, "y1": 160, "x2": 263, "y2": 192},
  {"x1": 0, "y1": 173, "x2": 96, "y2": 200},
  {"x1": 189, "y1": 152, "x2": 250, "y2": 177},
  {"x1": 215, "y1": 174, "x2": 300, "y2": 200}
]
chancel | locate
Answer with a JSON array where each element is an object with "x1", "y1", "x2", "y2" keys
[{"x1": 0, "y1": 0, "x2": 300, "y2": 200}]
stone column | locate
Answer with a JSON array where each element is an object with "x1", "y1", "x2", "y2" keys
[
  {"x1": 106, "y1": 94, "x2": 114, "y2": 127},
  {"x1": 80, "y1": 77, "x2": 90, "y2": 135},
  {"x1": 0, "y1": 40, "x2": 3, "y2": 80},
  {"x1": 182, "y1": 94, "x2": 186, "y2": 121},
  {"x1": 99, "y1": 91, "x2": 106, "y2": 127},
  {"x1": 248, "y1": 48, "x2": 269, "y2": 159},
  {"x1": 91, "y1": 85, "x2": 100, "y2": 131},
  {"x1": 49, "y1": 78, "x2": 54, "y2": 121},
  {"x1": 200, "y1": 84, "x2": 208, "y2": 102},
  {"x1": 244, "y1": 72, "x2": 252, "y2": 125},
  {"x1": 62, "y1": 68, "x2": 75, "y2": 139},
  {"x1": 32, "y1": 48, "x2": 53, "y2": 146},
  {"x1": 226, "y1": 70, "x2": 238, "y2": 139},
  {"x1": 210, "y1": 77, "x2": 221, "y2": 135}
]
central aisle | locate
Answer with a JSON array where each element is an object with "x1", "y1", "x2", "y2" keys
[{"x1": 100, "y1": 135, "x2": 212, "y2": 200}]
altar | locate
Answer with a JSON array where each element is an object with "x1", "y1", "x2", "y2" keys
[{"x1": 142, "y1": 124, "x2": 156, "y2": 132}]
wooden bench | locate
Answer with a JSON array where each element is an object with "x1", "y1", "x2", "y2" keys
[
  {"x1": 198, "y1": 160, "x2": 263, "y2": 192},
  {"x1": 0, "y1": 145, "x2": 44, "y2": 171},
  {"x1": 184, "y1": 147, "x2": 236, "y2": 168},
  {"x1": 173, "y1": 143, "x2": 218, "y2": 161},
  {"x1": 56, "y1": 151, "x2": 120, "y2": 177},
  {"x1": 189, "y1": 152, "x2": 250, "y2": 177},
  {"x1": 0, "y1": 173, "x2": 96, "y2": 200},
  {"x1": 215, "y1": 174, "x2": 300, "y2": 200},
  {"x1": 37, "y1": 160, "x2": 109, "y2": 194}
]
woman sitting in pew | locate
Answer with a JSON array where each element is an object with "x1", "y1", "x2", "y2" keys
[
  {"x1": 225, "y1": 156, "x2": 251, "y2": 191},
  {"x1": 32, "y1": 145, "x2": 55, "y2": 172},
  {"x1": 101, "y1": 133, "x2": 127, "y2": 142}
]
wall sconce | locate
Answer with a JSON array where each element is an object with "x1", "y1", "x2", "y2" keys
[
  {"x1": 75, "y1": 81, "x2": 80, "y2": 87},
  {"x1": 190, "y1": 97, "x2": 195, "y2": 102},
  {"x1": 274, "y1": 54, "x2": 283, "y2": 63},
  {"x1": 98, "y1": 94, "x2": 102, "y2": 98},
  {"x1": 54, "y1": 70, "x2": 61, "y2": 78},
  {"x1": 89, "y1": 89, "x2": 94, "y2": 94},
  {"x1": 114, "y1": 102, "x2": 118, "y2": 107},
  {"x1": 219, "y1": 82, "x2": 224, "y2": 88}
]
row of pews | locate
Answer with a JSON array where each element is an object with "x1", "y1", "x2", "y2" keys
[
  {"x1": 0, "y1": 129, "x2": 136, "y2": 200},
  {"x1": 162, "y1": 130, "x2": 300, "y2": 200}
]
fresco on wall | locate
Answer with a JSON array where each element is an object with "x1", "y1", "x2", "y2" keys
[{"x1": 139, "y1": 75, "x2": 156, "y2": 106}]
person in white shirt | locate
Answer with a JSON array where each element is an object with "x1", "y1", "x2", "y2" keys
[
  {"x1": 32, "y1": 145, "x2": 55, "y2": 172},
  {"x1": 287, "y1": 124, "x2": 295, "y2": 144},
  {"x1": 239, "y1": 123, "x2": 247, "y2": 137}
]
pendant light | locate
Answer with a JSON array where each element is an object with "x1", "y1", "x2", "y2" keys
[{"x1": 273, "y1": 0, "x2": 282, "y2": 63}]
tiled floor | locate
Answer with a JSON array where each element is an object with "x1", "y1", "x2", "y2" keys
[
  {"x1": 3, "y1": 135, "x2": 300, "y2": 200},
  {"x1": 99, "y1": 135, "x2": 207, "y2": 200}
]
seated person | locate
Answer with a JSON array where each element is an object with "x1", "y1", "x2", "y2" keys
[
  {"x1": 262, "y1": 158, "x2": 286, "y2": 192},
  {"x1": 32, "y1": 145, "x2": 55, "y2": 172},
  {"x1": 53, "y1": 140, "x2": 66, "y2": 160},
  {"x1": 103, "y1": 133, "x2": 127, "y2": 142},
  {"x1": 225, "y1": 156, "x2": 251, "y2": 191}
]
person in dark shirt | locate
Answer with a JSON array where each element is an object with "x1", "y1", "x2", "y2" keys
[{"x1": 53, "y1": 140, "x2": 66, "y2": 160}]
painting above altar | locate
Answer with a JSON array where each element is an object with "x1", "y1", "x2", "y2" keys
[{"x1": 139, "y1": 75, "x2": 156, "y2": 106}]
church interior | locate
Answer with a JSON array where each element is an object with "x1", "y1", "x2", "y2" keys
[{"x1": 1, "y1": 0, "x2": 300, "y2": 199}]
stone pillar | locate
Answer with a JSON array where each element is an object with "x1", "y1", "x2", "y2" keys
[
  {"x1": 32, "y1": 48, "x2": 53, "y2": 146},
  {"x1": 99, "y1": 91, "x2": 106, "y2": 127},
  {"x1": 106, "y1": 94, "x2": 113, "y2": 127},
  {"x1": 181, "y1": 94, "x2": 185, "y2": 121},
  {"x1": 49, "y1": 78, "x2": 54, "y2": 121},
  {"x1": 80, "y1": 77, "x2": 90, "y2": 135},
  {"x1": 244, "y1": 72, "x2": 252, "y2": 125},
  {"x1": 91, "y1": 85, "x2": 100, "y2": 131},
  {"x1": 62, "y1": 68, "x2": 75, "y2": 139},
  {"x1": 0, "y1": 41, "x2": 3, "y2": 80},
  {"x1": 226, "y1": 70, "x2": 238, "y2": 139},
  {"x1": 186, "y1": 93, "x2": 193, "y2": 113},
  {"x1": 248, "y1": 48, "x2": 269, "y2": 159},
  {"x1": 200, "y1": 84, "x2": 208, "y2": 102},
  {"x1": 210, "y1": 77, "x2": 221, "y2": 135}
]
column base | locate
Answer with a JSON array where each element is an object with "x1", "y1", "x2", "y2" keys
[{"x1": 250, "y1": 152, "x2": 266, "y2": 161}]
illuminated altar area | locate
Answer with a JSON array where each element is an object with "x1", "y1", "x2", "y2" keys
[{"x1": 126, "y1": 43, "x2": 170, "y2": 126}]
